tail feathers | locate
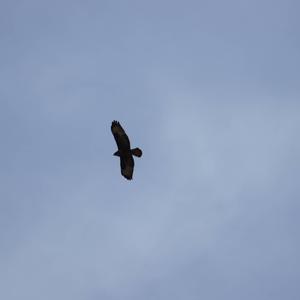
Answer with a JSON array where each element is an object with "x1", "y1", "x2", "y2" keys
[{"x1": 131, "y1": 148, "x2": 142, "y2": 157}]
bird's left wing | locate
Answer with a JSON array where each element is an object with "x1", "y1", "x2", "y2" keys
[{"x1": 120, "y1": 155, "x2": 134, "y2": 180}]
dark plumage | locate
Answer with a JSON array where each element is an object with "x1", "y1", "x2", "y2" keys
[{"x1": 111, "y1": 120, "x2": 142, "y2": 180}]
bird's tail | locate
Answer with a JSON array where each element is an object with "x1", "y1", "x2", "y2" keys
[{"x1": 131, "y1": 148, "x2": 142, "y2": 157}]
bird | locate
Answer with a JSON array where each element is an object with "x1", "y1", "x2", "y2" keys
[{"x1": 111, "y1": 120, "x2": 142, "y2": 180}]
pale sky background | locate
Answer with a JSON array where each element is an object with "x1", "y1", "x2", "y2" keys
[{"x1": 0, "y1": 1, "x2": 300, "y2": 299}]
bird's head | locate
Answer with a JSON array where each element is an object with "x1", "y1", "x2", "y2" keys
[{"x1": 113, "y1": 150, "x2": 120, "y2": 156}]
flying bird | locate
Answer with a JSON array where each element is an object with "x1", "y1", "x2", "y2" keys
[{"x1": 111, "y1": 120, "x2": 142, "y2": 180}]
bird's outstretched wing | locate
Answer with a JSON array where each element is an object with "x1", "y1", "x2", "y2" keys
[
  {"x1": 111, "y1": 120, "x2": 131, "y2": 151},
  {"x1": 120, "y1": 155, "x2": 134, "y2": 180}
]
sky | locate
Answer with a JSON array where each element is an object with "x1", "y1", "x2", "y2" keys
[{"x1": 0, "y1": 0, "x2": 300, "y2": 299}]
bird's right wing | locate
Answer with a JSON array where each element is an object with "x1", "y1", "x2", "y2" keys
[{"x1": 111, "y1": 120, "x2": 131, "y2": 150}]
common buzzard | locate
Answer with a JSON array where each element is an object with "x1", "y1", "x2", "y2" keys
[{"x1": 111, "y1": 120, "x2": 142, "y2": 180}]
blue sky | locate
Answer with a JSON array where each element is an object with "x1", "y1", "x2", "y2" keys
[{"x1": 0, "y1": 1, "x2": 299, "y2": 299}]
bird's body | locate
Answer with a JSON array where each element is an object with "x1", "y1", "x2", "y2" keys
[{"x1": 111, "y1": 120, "x2": 142, "y2": 180}]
